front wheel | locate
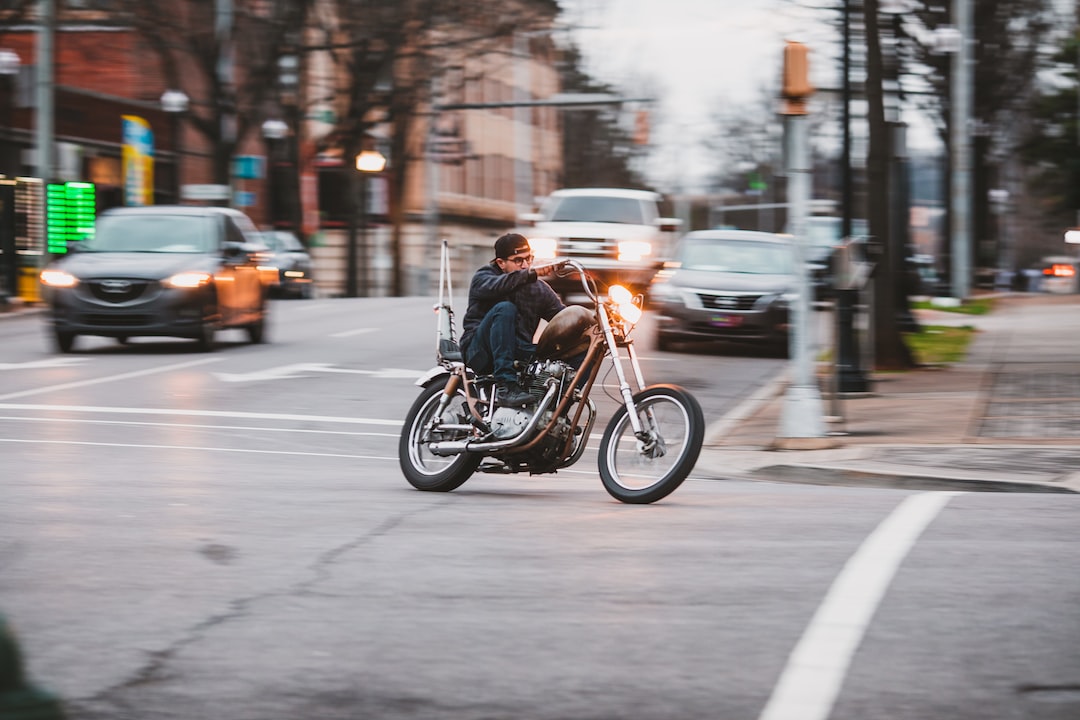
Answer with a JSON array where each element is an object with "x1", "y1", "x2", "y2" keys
[
  {"x1": 598, "y1": 384, "x2": 704, "y2": 504},
  {"x1": 399, "y1": 380, "x2": 482, "y2": 492}
]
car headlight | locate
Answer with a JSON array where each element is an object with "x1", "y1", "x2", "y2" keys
[
  {"x1": 164, "y1": 271, "x2": 213, "y2": 289},
  {"x1": 649, "y1": 281, "x2": 684, "y2": 305},
  {"x1": 618, "y1": 240, "x2": 652, "y2": 262},
  {"x1": 40, "y1": 269, "x2": 78, "y2": 288},
  {"x1": 529, "y1": 237, "x2": 558, "y2": 260}
]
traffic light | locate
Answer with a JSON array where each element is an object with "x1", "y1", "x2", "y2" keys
[{"x1": 781, "y1": 40, "x2": 812, "y2": 115}]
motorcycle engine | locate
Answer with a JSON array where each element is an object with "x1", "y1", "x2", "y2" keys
[{"x1": 490, "y1": 406, "x2": 532, "y2": 440}]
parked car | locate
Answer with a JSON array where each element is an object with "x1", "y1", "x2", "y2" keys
[
  {"x1": 259, "y1": 230, "x2": 315, "y2": 298},
  {"x1": 513, "y1": 187, "x2": 681, "y2": 300},
  {"x1": 649, "y1": 229, "x2": 797, "y2": 352},
  {"x1": 1037, "y1": 255, "x2": 1078, "y2": 294},
  {"x1": 39, "y1": 205, "x2": 275, "y2": 353}
]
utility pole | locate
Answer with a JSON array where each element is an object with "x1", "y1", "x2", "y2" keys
[
  {"x1": 777, "y1": 41, "x2": 830, "y2": 447},
  {"x1": 950, "y1": 0, "x2": 973, "y2": 299},
  {"x1": 35, "y1": 0, "x2": 54, "y2": 182}
]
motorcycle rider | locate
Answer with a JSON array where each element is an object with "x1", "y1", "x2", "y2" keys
[{"x1": 460, "y1": 233, "x2": 565, "y2": 407}]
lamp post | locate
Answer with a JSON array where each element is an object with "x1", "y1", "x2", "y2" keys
[
  {"x1": 160, "y1": 89, "x2": 190, "y2": 202},
  {"x1": 350, "y1": 148, "x2": 386, "y2": 297},
  {"x1": 261, "y1": 119, "x2": 288, "y2": 230}
]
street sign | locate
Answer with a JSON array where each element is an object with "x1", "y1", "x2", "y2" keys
[
  {"x1": 181, "y1": 184, "x2": 230, "y2": 201},
  {"x1": 233, "y1": 191, "x2": 255, "y2": 208}
]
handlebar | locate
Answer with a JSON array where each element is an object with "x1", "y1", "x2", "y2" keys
[{"x1": 544, "y1": 258, "x2": 597, "y2": 302}]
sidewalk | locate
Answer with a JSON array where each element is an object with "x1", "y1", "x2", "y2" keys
[{"x1": 697, "y1": 292, "x2": 1080, "y2": 494}]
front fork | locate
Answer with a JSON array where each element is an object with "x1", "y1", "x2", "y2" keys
[{"x1": 597, "y1": 304, "x2": 657, "y2": 448}]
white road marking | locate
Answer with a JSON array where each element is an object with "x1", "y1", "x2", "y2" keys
[
  {"x1": 0, "y1": 357, "x2": 87, "y2": 371},
  {"x1": 331, "y1": 328, "x2": 378, "y2": 338},
  {"x1": 758, "y1": 491, "x2": 963, "y2": 720},
  {"x1": 0, "y1": 415, "x2": 399, "y2": 437},
  {"x1": 0, "y1": 403, "x2": 403, "y2": 427},
  {"x1": 0, "y1": 358, "x2": 222, "y2": 401},
  {"x1": 0, "y1": 437, "x2": 396, "y2": 460},
  {"x1": 213, "y1": 363, "x2": 424, "y2": 382}
]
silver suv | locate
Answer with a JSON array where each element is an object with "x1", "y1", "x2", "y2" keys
[{"x1": 515, "y1": 188, "x2": 681, "y2": 299}]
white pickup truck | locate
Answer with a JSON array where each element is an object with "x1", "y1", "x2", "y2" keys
[{"x1": 514, "y1": 188, "x2": 681, "y2": 299}]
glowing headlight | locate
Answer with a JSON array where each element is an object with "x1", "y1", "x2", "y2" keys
[
  {"x1": 40, "y1": 269, "x2": 78, "y2": 288},
  {"x1": 529, "y1": 237, "x2": 558, "y2": 260},
  {"x1": 608, "y1": 284, "x2": 643, "y2": 325},
  {"x1": 164, "y1": 271, "x2": 212, "y2": 289},
  {"x1": 618, "y1": 240, "x2": 652, "y2": 262}
]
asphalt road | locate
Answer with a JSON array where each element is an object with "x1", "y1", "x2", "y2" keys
[{"x1": 1, "y1": 298, "x2": 1077, "y2": 720}]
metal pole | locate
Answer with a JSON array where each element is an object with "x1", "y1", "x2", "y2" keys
[
  {"x1": 778, "y1": 109, "x2": 827, "y2": 442},
  {"x1": 514, "y1": 31, "x2": 532, "y2": 213},
  {"x1": 950, "y1": 0, "x2": 972, "y2": 299},
  {"x1": 35, "y1": 0, "x2": 54, "y2": 184}
]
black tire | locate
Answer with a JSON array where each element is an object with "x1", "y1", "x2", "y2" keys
[
  {"x1": 195, "y1": 320, "x2": 217, "y2": 352},
  {"x1": 656, "y1": 331, "x2": 676, "y2": 353},
  {"x1": 247, "y1": 307, "x2": 267, "y2": 344},
  {"x1": 598, "y1": 384, "x2": 705, "y2": 504},
  {"x1": 53, "y1": 327, "x2": 76, "y2": 353},
  {"x1": 399, "y1": 381, "x2": 482, "y2": 492}
]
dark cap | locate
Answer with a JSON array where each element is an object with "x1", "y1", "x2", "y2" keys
[{"x1": 494, "y1": 233, "x2": 531, "y2": 260}]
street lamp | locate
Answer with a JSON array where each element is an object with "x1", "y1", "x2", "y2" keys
[
  {"x1": 160, "y1": 89, "x2": 190, "y2": 202},
  {"x1": 349, "y1": 148, "x2": 386, "y2": 297},
  {"x1": 261, "y1": 119, "x2": 288, "y2": 229}
]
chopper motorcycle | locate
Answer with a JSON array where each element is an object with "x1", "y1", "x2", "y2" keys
[{"x1": 398, "y1": 244, "x2": 704, "y2": 504}]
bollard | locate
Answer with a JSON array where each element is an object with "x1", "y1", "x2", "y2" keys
[{"x1": 0, "y1": 614, "x2": 66, "y2": 720}]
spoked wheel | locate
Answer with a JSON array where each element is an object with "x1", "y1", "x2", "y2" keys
[
  {"x1": 399, "y1": 380, "x2": 481, "y2": 492},
  {"x1": 598, "y1": 384, "x2": 704, "y2": 504}
]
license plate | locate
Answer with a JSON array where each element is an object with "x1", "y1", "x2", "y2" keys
[{"x1": 710, "y1": 314, "x2": 742, "y2": 328}]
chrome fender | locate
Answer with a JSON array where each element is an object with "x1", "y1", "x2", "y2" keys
[{"x1": 415, "y1": 366, "x2": 451, "y2": 388}]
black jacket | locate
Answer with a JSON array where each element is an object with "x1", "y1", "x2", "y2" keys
[{"x1": 460, "y1": 262, "x2": 565, "y2": 351}]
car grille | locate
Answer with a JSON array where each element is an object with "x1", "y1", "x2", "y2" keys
[
  {"x1": 82, "y1": 313, "x2": 156, "y2": 327},
  {"x1": 86, "y1": 279, "x2": 155, "y2": 304},
  {"x1": 562, "y1": 237, "x2": 617, "y2": 259},
  {"x1": 697, "y1": 292, "x2": 763, "y2": 311}
]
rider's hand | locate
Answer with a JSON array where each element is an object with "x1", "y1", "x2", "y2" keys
[{"x1": 535, "y1": 260, "x2": 566, "y2": 277}]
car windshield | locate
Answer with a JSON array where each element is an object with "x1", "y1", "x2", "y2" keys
[
  {"x1": 84, "y1": 215, "x2": 215, "y2": 253},
  {"x1": 679, "y1": 238, "x2": 794, "y2": 275},
  {"x1": 262, "y1": 232, "x2": 304, "y2": 253},
  {"x1": 546, "y1": 196, "x2": 648, "y2": 224}
]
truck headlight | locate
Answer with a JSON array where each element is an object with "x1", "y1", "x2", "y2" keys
[
  {"x1": 618, "y1": 240, "x2": 652, "y2": 262},
  {"x1": 529, "y1": 237, "x2": 558, "y2": 260}
]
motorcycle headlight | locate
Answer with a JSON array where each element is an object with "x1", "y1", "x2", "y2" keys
[
  {"x1": 40, "y1": 269, "x2": 78, "y2": 288},
  {"x1": 164, "y1": 271, "x2": 213, "y2": 289},
  {"x1": 608, "y1": 284, "x2": 643, "y2": 325},
  {"x1": 618, "y1": 240, "x2": 652, "y2": 262},
  {"x1": 529, "y1": 237, "x2": 558, "y2": 260}
]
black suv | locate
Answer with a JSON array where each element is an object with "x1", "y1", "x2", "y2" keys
[{"x1": 39, "y1": 205, "x2": 275, "y2": 352}]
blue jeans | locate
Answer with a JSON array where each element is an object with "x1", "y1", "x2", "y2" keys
[{"x1": 464, "y1": 301, "x2": 534, "y2": 385}]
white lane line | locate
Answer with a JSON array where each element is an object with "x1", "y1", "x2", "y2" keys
[
  {"x1": 0, "y1": 403, "x2": 403, "y2": 427},
  {"x1": 0, "y1": 415, "x2": 399, "y2": 437},
  {"x1": 0, "y1": 358, "x2": 223, "y2": 401},
  {"x1": 331, "y1": 328, "x2": 377, "y2": 338},
  {"x1": 0, "y1": 437, "x2": 396, "y2": 461},
  {"x1": 758, "y1": 491, "x2": 963, "y2": 720}
]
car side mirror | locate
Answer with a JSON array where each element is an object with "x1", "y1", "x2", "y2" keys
[
  {"x1": 517, "y1": 212, "x2": 543, "y2": 227},
  {"x1": 222, "y1": 241, "x2": 246, "y2": 259}
]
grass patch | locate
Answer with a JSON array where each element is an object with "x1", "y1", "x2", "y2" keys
[
  {"x1": 904, "y1": 324, "x2": 977, "y2": 365},
  {"x1": 910, "y1": 297, "x2": 993, "y2": 315}
]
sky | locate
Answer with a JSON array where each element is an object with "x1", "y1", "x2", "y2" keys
[{"x1": 560, "y1": 0, "x2": 841, "y2": 194}]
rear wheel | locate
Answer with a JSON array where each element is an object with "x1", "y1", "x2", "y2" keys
[
  {"x1": 195, "y1": 320, "x2": 216, "y2": 352},
  {"x1": 598, "y1": 384, "x2": 704, "y2": 504},
  {"x1": 399, "y1": 380, "x2": 481, "y2": 492}
]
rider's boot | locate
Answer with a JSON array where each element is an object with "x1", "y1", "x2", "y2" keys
[{"x1": 496, "y1": 381, "x2": 533, "y2": 407}]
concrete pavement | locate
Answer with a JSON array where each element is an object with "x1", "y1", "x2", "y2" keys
[{"x1": 697, "y1": 292, "x2": 1080, "y2": 493}]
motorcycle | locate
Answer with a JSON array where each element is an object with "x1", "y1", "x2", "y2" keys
[{"x1": 398, "y1": 242, "x2": 704, "y2": 504}]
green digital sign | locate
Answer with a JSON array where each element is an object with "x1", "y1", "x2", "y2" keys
[{"x1": 46, "y1": 182, "x2": 96, "y2": 254}]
